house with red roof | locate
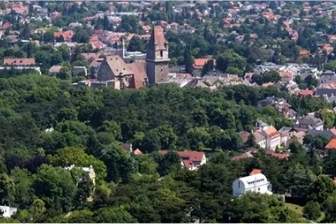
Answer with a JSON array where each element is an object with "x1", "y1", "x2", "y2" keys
[
  {"x1": 54, "y1": 30, "x2": 74, "y2": 42},
  {"x1": 159, "y1": 150, "x2": 206, "y2": 171},
  {"x1": 176, "y1": 150, "x2": 206, "y2": 171},
  {"x1": 253, "y1": 122, "x2": 284, "y2": 151},
  {"x1": 4, "y1": 58, "x2": 36, "y2": 66},
  {"x1": 325, "y1": 138, "x2": 336, "y2": 151},
  {"x1": 297, "y1": 88, "x2": 314, "y2": 97},
  {"x1": 193, "y1": 58, "x2": 211, "y2": 70}
]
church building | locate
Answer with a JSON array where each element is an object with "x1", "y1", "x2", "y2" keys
[{"x1": 146, "y1": 26, "x2": 170, "y2": 85}]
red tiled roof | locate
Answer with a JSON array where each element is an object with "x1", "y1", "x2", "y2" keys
[
  {"x1": 129, "y1": 61, "x2": 146, "y2": 89},
  {"x1": 250, "y1": 168, "x2": 262, "y2": 175},
  {"x1": 159, "y1": 150, "x2": 205, "y2": 169},
  {"x1": 193, "y1": 58, "x2": 209, "y2": 70},
  {"x1": 4, "y1": 58, "x2": 36, "y2": 66},
  {"x1": 326, "y1": 138, "x2": 336, "y2": 150},
  {"x1": 132, "y1": 148, "x2": 143, "y2": 156},
  {"x1": 54, "y1": 30, "x2": 74, "y2": 42},
  {"x1": 264, "y1": 126, "x2": 280, "y2": 138},
  {"x1": 297, "y1": 88, "x2": 314, "y2": 97},
  {"x1": 177, "y1": 150, "x2": 205, "y2": 170}
]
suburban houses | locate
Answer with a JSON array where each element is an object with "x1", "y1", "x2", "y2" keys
[{"x1": 2, "y1": 1, "x2": 336, "y2": 222}]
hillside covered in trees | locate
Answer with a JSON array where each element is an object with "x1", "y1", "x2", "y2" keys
[{"x1": 0, "y1": 75, "x2": 335, "y2": 222}]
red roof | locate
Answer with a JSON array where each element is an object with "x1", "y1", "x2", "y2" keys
[
  {"x1": 4, "y1": 58, "x2": 36, "y2": 66},
  {"x1": 193, "y1": 58, "x2": 210, "y2": 70},
  {"x1": 250, "y1": 168, "x2": 262, "y2": 175},
  {"x1": 297, "y1": 88, "x2": 314, "y2": 97},
  {"x1": 132, "y1": 148, "x2": 143, "y2": 156},
  {"x1": 159, "y1": 150, "x2": 205, "y2": 170},
  {"x1": 326, "y1": 138, "x2": 336, "y2": 150},
  {"x1": 129, "y1": 61, "x2": 146, "y2": 89},
  {"x1": 54, "y1": 30, "x2": 74, "y2": 42},
  {"x1": 177, "y1": 150, "x2": 205, "y2": 170}
]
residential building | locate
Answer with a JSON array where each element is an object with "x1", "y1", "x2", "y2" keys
[
  {"x1": 294, "y1": 114, "x2": 324, "y2": 131},
  {"x1": 1, "y1": 57, "x2": 41, "y2": 74},
  {"x1": 325, "y1": 138, "x2": 336, "y2": 151},
  {"x1": 54, "y1": 30, "x2": 74, "y2": 42},
  {"x1": 4, "y1": 57, "x2": 36, "y2": 66},
  {"x1": 316, "y1": 81, "x2": 336, "y2": 102},
  {"x1": 232, "y1": 171, "x2": 272, "y2": 197},
  {"x1": 176, "y1": 150, "x2": 206, "y2": 171},
  {"x1": 320, "y1": 71, "x2": 336, "y2": 84},
  {"x1": 146, "y1": 26, "x2": 170, "y2": 85},
  {"x1": 160, "y1": 150, "x2": 206, "y2": 171},
  {"x1": 253, "y1": 123, "x2": 284, "y2": 150},
  {"x1": 0, "y1": 206, "x2": 17, "y2": 218}
]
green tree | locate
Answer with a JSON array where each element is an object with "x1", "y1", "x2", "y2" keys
[
  {"x1": 48, "y1": 146, "x2": 107, "y2": 181},
  {"x1": 33, "y1": 165, "x2": 77, "y2": 212},
  {"x1": 101, "y1": 143, "x2": 136, "y2": 182},
  {"x1": 95, "y1": 206, "x2": 137, "y2": 222},
  {"x1": 303, "y1": 201, "x2": 321, "y2": 221},
  {"x1": 324, "y1": 192, "x2": 336, "y2": 222},
  {"x1": 184, "y1": 46, "x2": 194, "y2": 74}
]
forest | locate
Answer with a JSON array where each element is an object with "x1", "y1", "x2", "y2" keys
[{"x1": 0, "y1": 75, "x2": 335, "y2": 222}]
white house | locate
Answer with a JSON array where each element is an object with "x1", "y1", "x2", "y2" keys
[
  {"x1": 253, "y1": 122, "x2": 286, "y2": 151},
  {"x1": 232, "y1": 173, "x2": 272, "y2": 197},
  {"x1": 0, "y1": 206, "x2": 17, "y2": 218}
]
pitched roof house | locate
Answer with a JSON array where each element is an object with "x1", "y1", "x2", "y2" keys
[
  {"x1": 54, "y1": 30, "x2": 74, "y2": 42},
  {"x1": 232, "y1": 172, "x2": 272, "y2": 197},
  {"x1": 4, "y1": 58, "x2": 36, "y2": 66},
  {"x1": 160, "y1": 150, "x2": 206, "y2": 171},
  {"x1": 325, "y1": 138, "x2": 336, "y2": 151},
  {"x1": 176, "y1": 150, "x2": 206, "y2": 171}
]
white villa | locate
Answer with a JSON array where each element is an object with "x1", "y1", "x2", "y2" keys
[
  {"x1": 232, "y1": 172, "x2": 272, "y2": 197},
  {"x1": 0, "y1": 206, "x2": 17, "y2": 218}
]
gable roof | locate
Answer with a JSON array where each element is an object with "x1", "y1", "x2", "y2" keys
[
  {"x1": 128, "y1": 60, "x2": 146, "y2": 89},
  {"x1": 4, "y1": 58, "x2": 36, "y2": 66},
  {"x1": 326, "y1": 138, "x2": 336, "y2": 150},
  {"x1": 105, "y1": 55, "x2": 133, "y2": 77},
  {"x1": 250, "y1": 168, "x2": 262, "y2": 176},
  {"x1": 263, "y1": 126, "x2": 279, "y2": 137},
  {"x1": 177, "y1": 151, "x2": 205, "y2": 170},
  {"x1": 193, "y1": 58, "x2": 209, "y2": 70}
]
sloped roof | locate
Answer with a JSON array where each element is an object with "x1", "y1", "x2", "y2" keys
[
  {"x1": 128, "y1": 60, "x2": 146, "y2": 89},
  {"x1": 237, "y1": 173, "x2": 269, "y2": 189},
  {"x1": 263, "y1": 126, "x2": 279, "y2": 137},
  {"x1": 4, "y1": 58, "x2": 36, "y2": 66},
  {"x1": 105, "y1": 55, "x2": 133, "y2": 77},
  {"x1": 250, "y1": 168, "x2": 262, "y2": 175},
  {"x1": 326, "y1": 138, "x2": 336, "y2": 150}
]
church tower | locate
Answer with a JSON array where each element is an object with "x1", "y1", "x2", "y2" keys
[{"x1": 146, "y1": 26, "x2": 170, "y2": 85}]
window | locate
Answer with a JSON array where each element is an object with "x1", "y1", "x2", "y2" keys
[{"x1": 160, "y1": 50, "x2": 163, "y2": 57}]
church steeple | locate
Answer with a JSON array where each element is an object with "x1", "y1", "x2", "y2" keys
[{"x1": 146, "y1": 26, "x2": 170, "y2": 85}]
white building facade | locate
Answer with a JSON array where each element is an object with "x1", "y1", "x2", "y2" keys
[{"x1": 232, "y1": 173, "x2": 272, "y2": 197}]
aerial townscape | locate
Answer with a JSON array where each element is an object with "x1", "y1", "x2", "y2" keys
[{"x1": 3, "y1": 0, "x2": 336, "y2": 223}]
